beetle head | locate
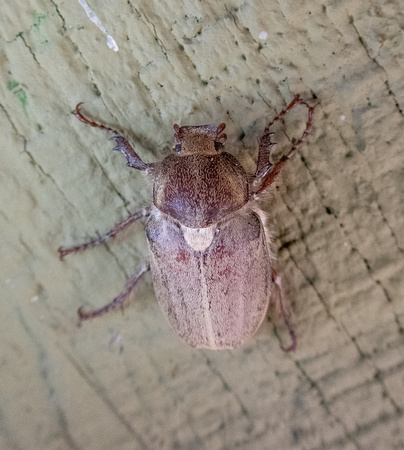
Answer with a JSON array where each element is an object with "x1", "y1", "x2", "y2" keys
[{"x1": 173, "y1": 123, "x2": 227, "y2": 155}]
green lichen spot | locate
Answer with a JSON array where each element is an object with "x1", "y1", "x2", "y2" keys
[
  {"x1": 33, "y1": 12, "x2": 47, "y2": 28},
  {"x1": 7, "y1": 80, "x2": 19, "y2": 90},
  {"x1": 14, "y1": 88, "x2": 27, "y2": 109}
]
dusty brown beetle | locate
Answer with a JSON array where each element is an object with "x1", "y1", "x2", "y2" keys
[{"x1": 59, "y1": 95, "x2": 316, "y2": 351}]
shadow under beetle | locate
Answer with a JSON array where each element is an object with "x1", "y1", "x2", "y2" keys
[{"x1": 59, "y1": 95, "x2": 316, "y2": 351}]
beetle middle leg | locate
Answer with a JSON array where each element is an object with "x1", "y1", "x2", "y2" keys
[
  {"x1": 78, "y1": 263, "x2": 150, "y2": 320},
  {"x1": 58, "y1": 207, "x2": 150, "y2": 260},
  {"x1": 271, "y1": 269, "x2": 296, "y2": 352},
  {"x1": 253, "y1": 95, "x2": 316, "y2": 196}
]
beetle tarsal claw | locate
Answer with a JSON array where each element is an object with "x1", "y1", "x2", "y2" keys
[{"x1": 281, "y1": 326, "x2": 297, "y2": 352}]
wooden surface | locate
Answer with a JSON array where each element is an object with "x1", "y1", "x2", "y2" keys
[{"x1": 1, "y1": 1, "x2": 403, "y2": 449}]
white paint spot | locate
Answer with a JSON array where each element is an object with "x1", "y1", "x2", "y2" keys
[
  {"x1": 109, "y1": 330, "x2": 123, "y2": 346},
  {"x1": 259, "y1": 31, "x2": 268, "y2": 40},
  {"x1": 77, "y1": 0, "x2": 119, "y2": 51},
  {"x1": 30, "y1": 295, "x2": 39, "y2": 302},
  {"x1": 108, "y1": 330, "x2": 124, "y2": 353},
  {"x1": 340, "y1": 115, "x2": 346, "y2": 121},
  {"x1": 106, "y1": 34, "x2": 119, "y2": 52}
]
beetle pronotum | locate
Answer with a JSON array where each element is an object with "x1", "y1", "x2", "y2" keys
[{"x1": 59, "y1": 95, "x2": 316, "y2": 351}]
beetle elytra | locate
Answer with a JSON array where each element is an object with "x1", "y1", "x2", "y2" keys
[{"x1": 59, "y1": 95, "x2": 316, "y2": 351}]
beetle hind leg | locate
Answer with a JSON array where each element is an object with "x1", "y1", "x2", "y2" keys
[
  {"x1": 78, "y1": 263, "x2": 150, "y2": 321},
  {"x1": 271, "y1": 269, "x2": 297, "y2": 352}
]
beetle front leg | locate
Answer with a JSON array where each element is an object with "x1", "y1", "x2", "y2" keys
[
  {"x1": 271, "y1": 269, "x2": 296, "y2": 352},
  {"x1": 78, "y1": 263, "x2": 150, "y2": 320},
  {"x1": 253, "y1": 95, "x2": 316, "y2": 196},
  {"x1": 58, "y1": 207, "x2": 150, "y2": 260},
  {"x1": 73, "y1": 103, "x2": 150, "y2": 171}
]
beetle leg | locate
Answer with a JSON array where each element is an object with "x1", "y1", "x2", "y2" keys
[
  {"x1": 109, "y1": 135, "x2": 150, "y2": 171},
  {"x1": 78, "y1": 263, "x2": 150, "y2": 320},
  {"x1": 73, "y1": 103, "x2": 150, "y2": 171},
  {"x1": 253, "y1": 95, "x2": 316, "y2": 196},
  {"x1": 58, "y1": 207, "x2": 150, "y2": 260},
  {"x1": 271, "y1": 269, "x2": 297, "y2": 352}
]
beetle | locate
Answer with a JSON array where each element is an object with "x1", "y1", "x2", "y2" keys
[{"x1": 59, "y1": 95, "x2": 316, "y2": 351}]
